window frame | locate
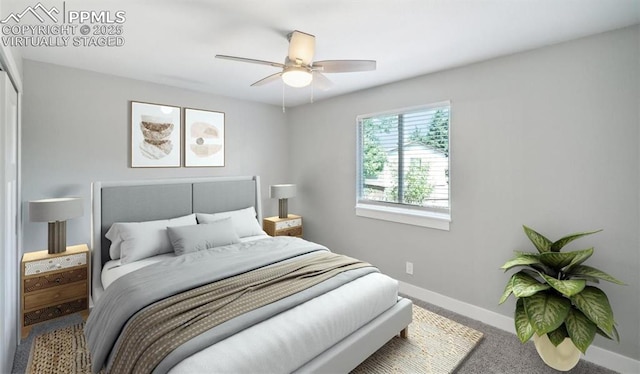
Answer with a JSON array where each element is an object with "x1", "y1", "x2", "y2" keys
[{"x1": 355, "y1": 101, "x2": 451, "y2": 231}]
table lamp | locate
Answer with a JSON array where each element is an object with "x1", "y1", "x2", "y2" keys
[
  {"x1": 29, "y1": 197, "x2": 83, "y2": 254},
  {"x1": 270, "y1": 184, "x2": 296, "y2": 219}
]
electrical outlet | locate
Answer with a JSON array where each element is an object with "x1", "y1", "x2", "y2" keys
[{"x1": 405, "y1": 261, "x2": 413, "y2": 275}]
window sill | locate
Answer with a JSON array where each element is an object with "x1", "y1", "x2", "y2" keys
[{"x1": 355, "y1": 203, "x2": 450, "y2": 231}]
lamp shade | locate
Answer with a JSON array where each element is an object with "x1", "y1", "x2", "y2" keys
[
  {"x1": 270, "y1": 184, "x2": 296, "y2": 199},
  {"x1": 29, "y1": 197, "x2": 83, "y2": 254},
  {"x1": 29, "y1": 197, "x2": 83, "y2": 222}
]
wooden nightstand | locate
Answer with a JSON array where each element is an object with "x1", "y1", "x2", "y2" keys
[
  {"x1": 263, "y1": 214, "x2": 303, "y2": 238},
  {"x1": 21, "y1": 244, "x2": 90, "y2": 338}
]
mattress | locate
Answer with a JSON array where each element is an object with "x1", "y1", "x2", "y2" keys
[
  {"x1": 169, "y1": 271, "x2": 398, "y2": 373},
  {"x1": 99, "y1": 236, "x2": 398, "y2": 373}
]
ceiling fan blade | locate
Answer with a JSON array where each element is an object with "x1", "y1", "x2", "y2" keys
[
  {"x1": 215, "y1": 55, "x2": 285, "y2": 68},
  {"x1": 312, "y1": 72, "x2": 333, "y2": 91},
  {"x1": 313, "y1": 60, "x2": 376, "y2": 73},
  {"x1": 287, "y1": 30, "x2": 315, "y2": 65},
  {"x1": 251, "y1": 72, "x2": 283, "y2": 87}
]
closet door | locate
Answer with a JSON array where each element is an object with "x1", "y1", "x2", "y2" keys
[{"x1": 0, "y1": 70, "x2": 18, "y2": 373}]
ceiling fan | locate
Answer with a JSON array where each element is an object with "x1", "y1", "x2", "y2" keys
[{"x1": 215, "y1": 30, "x2": 376, "y2": 90}]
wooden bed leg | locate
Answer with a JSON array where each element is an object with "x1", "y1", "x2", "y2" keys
[{"x1": 400, "y1": 327, "x2": 408, "y2": 339}]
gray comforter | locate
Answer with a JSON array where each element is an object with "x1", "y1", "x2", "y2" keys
[{"x1": 85, "y1": 236, "x2": 378, "y2": 373}]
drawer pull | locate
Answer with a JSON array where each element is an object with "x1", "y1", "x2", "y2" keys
[{"x1": 55, "y1": 278, "x2": 61, "y2": 283}]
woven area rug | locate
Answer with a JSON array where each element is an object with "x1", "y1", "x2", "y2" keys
[
  {"x1": 26, "y1": 305, "x2": 482, "y2": 374},
  {"x1": 26, "y1": 323, "x2": 94, "y2": 374},
  {"x1": 351, "y1": 305, "x2": 484, "y2": 373}
]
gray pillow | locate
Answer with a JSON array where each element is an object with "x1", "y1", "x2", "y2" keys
[{"x1": 167, "y1": 218, "x2": 240, "y2": 256}]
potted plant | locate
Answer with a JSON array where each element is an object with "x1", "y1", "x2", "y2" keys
[{"x1": 499, "y1": 226, "x2": 624, "y2": 371}]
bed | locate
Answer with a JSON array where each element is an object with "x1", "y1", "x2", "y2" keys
[{"x1": 87, "y1": 176, "x2": 412, "y2": 373}]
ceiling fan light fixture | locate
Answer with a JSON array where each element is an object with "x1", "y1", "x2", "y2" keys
[
  {"x1": 282, "y1": 66, "x2": 312, "y2": 88},
  {"x1": 216, "y1": 30, "x2": 375, "y2": 91}
]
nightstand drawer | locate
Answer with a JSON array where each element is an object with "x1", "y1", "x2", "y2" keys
[
  {"x1": 23, "y1": 298, "x2": 87, "y2": 327},
  {"x1": 24, "y1": 253, "x2": 87, "y2": 276},
  {"x1": 24, "y1": 281, "x2": 87, "y2": 311},
  {"x1": 275, "y1": 218, "x2": 302, "y2": 230},
  {"x1": 24, "y1": 268, "x2": 88, "y2": 293},
  {"x1": 277, "y1": 226, "x2": 303, "y2": 237}
]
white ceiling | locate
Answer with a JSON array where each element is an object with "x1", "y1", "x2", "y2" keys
[{"x1": 8, "y1": 0, "x2": 640, "y2": 107}]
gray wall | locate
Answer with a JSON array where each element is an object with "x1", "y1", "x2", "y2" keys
[
  {"x1": 21, "y1": 60, "x2": 290, "y2": 252},
  {"x1": 288, "y1": 26, "x2": 640, "y2": 360}
]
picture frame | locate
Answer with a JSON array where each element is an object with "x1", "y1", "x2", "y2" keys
[
  {"x1": 184, "y1": 108, "x2": 225, "y2": 167},
  {"x1": 131, "y1": 101, "x2": 181, "y2": 167}
]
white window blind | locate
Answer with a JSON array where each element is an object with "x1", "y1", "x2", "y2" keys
[{"x1": 356, "y1": 102, "x2": 450, "y2": 228}]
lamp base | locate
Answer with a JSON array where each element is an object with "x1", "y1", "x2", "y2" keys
[
  {"x1": 278, "y1": 199, "x2": 288, "y2": 219},
  {"x1": 48, "y1": 221, "x2": 67, "y2": 254}
]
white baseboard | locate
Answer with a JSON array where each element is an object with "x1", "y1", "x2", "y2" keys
[{"x1": 399, "y1": 281, "x2": 640, "y2": 374}]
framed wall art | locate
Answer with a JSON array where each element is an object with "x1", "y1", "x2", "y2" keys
[
  {"x1": 184, "y1": 108, "x2": 225, "y2": 167},
  {"x1": 131, "y1": 101, "x2": 181, "y2": 167}
]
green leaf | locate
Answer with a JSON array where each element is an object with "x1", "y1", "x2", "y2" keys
[
  {"x1": 524, "y1": 292, "x2": 571, "y2": 335},
  {"x1": 499, "y1": 275, "x2": 514, "y2": 304},
  {"x1": 611, "y1": 325, "x2": 620, "y2": 342},
  {"x1": 562, "y1": 248, "x2": 595, "y2": 273},
  {"x1": 548, "y1": 324, "x2": 569, "y2": 346},
  {"x1": 565, "y1": 308, "x2": 597, "y2": 354},
  {"x1": 551, "y1": 229, "x2": 602, "y2": 252},
  {"x1": 571, "y1": 286, "x2": 615, "y2": 335},
  {"x1": 515, "y1": 299, "x2": 535, "y2": 343},
  {"x1": 500, "y1": 253, "x2": 541, "y2": 271},
  {"x1": 596, "y1": 324, "x2": 620, "y2": 342},
  {"x1": 539, "y1": 273, "x2": 586, "y2": 297},
  {"x1": 569, "y1": 275, "x2": 601, "y2": 284},
  {"x1": 523, "y1": 226, "x2": 552, "y2": 253},
  {"x1": 511, "y1": 272, "x2": 550, "y2": 298},
  {"x1": 539, "y1": 248, "x2": 593, "y2": 270},
  {"x1": 530, "y1": 263, "x2": 557, "y2": 277},
  {"x1": 568, "y1": 265, "x2": 625, "y2": 285},
  {"x1": 519, "y1": 268, "x2": 543, "y2": 280}
]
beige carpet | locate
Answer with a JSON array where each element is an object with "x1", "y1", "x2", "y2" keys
[
  {"x1": 352, "y1": 305, "x2": 484, "y2": 373},
  {"x1": 26, "y1": 305, "x2": 482, "y2": 374}
]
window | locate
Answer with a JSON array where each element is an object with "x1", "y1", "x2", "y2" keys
[{"x1": 356, "y1": 102, "x2": 451, "y2": 230}]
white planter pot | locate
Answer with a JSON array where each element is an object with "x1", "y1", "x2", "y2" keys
[{"x1": 533, "y1": 333, "x2": 581, "y2": 371}]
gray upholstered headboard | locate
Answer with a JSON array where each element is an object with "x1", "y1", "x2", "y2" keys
[{"x1": 90, "y1": 176, "x2": 262, "y2": 302}]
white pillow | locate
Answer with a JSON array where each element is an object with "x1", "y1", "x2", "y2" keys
[
  {"x1": 167, "y1": 218, "x2": 240, "y2": 256},
  {"x1": 196, "y1": 207, "x2": 264, "y2": 238},
  {"x1": 105, "y1": 229, "x2": 124, "y2": 260},
  {"x1": 106, "y1": 214, "x2": 196, "y2": 263}
]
